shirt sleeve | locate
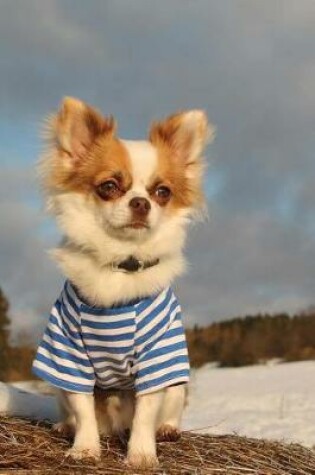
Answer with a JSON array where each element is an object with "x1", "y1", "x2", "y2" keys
[
  {"x1": 32, "y1": 283, "x2": 95, "y2": 393},
  {"x1": 134, "y1": 305, "x2": 190, "y2": 395}
]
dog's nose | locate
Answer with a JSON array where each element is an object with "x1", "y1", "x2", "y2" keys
[{"x1": 129, "y1": 197, "x2": 151, "y2": 215}]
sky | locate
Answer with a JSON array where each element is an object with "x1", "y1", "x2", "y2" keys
[{"x1": 1, "y1": 0, "x2": 315, "y2": 339}]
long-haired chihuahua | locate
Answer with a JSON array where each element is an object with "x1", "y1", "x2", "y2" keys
[{"x1": 32, "y1": 97, "x2": 214, "y2": 469}]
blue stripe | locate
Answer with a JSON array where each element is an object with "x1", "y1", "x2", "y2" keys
[
  {"x1": 57, "y1": 296, "x2": 78, "y2": 330},
  {"x1": 163, "y1": 325, "x2": 185, "y2": 340},
  {"x1": 80, "y1": 302, "x2": 137, "y2": 316},
  {"x1": 64, "y1": 282, "x2": 81, "y2": 313},
  {"x1": 137, "y1": 355, "x2": 189, "y2": 379},
  {"x1": 40, "y1": 340, "x2": 92, "y2": 368},
  {"x1": 136, "y1": 369, "x2": 189, "y2": 393},
  {"x1": 92, "y1": 353, "x2": 134, "y2": 366},
  {"x1": 137, "y1": 288, "x2": 173, "y2": 331},
  {"x1": 44, "y1": 326, "x2": 85, "y2": 353},
  {"x1": 82, "y1": 331, "x2": 135, "y2": 342},
  {"x1": 53, "y1": 303, "x2": 79, "y2": 339},
  {"x1": 48, "y1": 313, "x2": 81, "y2": 342},
  {"x1": 85, "y1": 344, "x2": 134, "y2": 354},
  {"x1": 133, "y1": 292, "x2": 159, "y2": 314},
  {"x1": 34, "y1": 353, "x2": 95, "y2": 380},
  {"x1": 56, "y1": 302, "x2": 81, "y2": 340},
  {"x1": 97, "y1": 379, "x2": 134, "y2": 390},
  {"x1": 136, "y1": 300, "x2": 180, "y2": 347},
  {"x1": 95, "y1": 363, "x2": 132, "y2": 375},
  {"x1": 134, "y1": 287, "x2": 172, "y2": 315},
  {"x1": 97, "y1": 372, "x2": 130, "y2": 384},
  {"x1": 136, "y1": 313, "x2": 169, "y2": 348},
  {"x1": 32, "y1": 366, "x2": 93, "y2": 393},
  {"x1": 138, "y1": 340, "x2": 188, "y2": 363},
  {"x1": 68, "y1": 280, "x2": 141, "y2": 313},
  {"x1": 81, "y1": 318, "x2": 135, "y2": 330}
]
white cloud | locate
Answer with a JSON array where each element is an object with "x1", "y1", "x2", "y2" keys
[{"x1": 1, "y1": 0, "x2": 315, "y2": 335}]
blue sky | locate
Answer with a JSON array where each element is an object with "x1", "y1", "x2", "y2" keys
[{"x1": 1, "y1": 0, "x2": 315, "y2": 339}]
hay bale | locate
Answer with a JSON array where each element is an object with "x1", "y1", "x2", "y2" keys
[{"x1": 0, "y1": 416, "x2": 314, "y2": 475}]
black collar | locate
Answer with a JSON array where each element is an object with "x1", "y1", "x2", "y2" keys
[{"x1": 112, "y1": 256, "x2": 159, "y2": 273}]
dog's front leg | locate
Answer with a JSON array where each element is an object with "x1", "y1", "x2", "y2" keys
[
  {"x1": 127, "y1": 390, "x2": 164, "y2": 469},
  {"x1": 157, "y1": 383, "x2": 187, "y2": 441},
  {"x1": 64, "y1": 391, "x2": 101, "y2": 460}
]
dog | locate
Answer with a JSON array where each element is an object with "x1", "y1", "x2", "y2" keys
[{"x1": 32, "y1": 97, "x2": 213, "y2": 468}]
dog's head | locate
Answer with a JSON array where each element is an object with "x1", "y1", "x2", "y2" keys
[{"x1": 42, "y1": 97, "x2": 214, "y2": 258}]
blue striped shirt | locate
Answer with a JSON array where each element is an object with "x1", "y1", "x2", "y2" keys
[{"x1": 32, "y1": 281, "x2": 190, "y2": 395}]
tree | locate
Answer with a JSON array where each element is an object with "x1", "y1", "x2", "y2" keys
[{"x1": 0, "y1": 287, "x2": 10, "y2": 380}]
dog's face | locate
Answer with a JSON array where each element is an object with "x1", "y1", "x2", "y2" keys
[{"x1": 43, "y1": 97, "x2": 213, "y2": 250}]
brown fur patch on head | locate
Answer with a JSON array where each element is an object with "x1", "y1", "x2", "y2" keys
[
  {"x1": 149, "y1": 110, "x2": 214, "y2": 210},
  {"x1": 41, "y1": 97, "x2": 132, "y2": 197}
]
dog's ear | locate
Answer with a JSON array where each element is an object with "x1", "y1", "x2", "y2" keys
[
  {"x1": 51, "y1": 97, "x2": 116, "y2": 164},
  {"x1": 149, "y1": 110, "x2": 215, "y2": 167}
]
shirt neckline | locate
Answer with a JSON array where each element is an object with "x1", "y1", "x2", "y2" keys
[{"x1": 67, "y1": 280, "x2": 169, "y2": 315}]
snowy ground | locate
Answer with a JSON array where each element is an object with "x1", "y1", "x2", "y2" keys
[
  {"x1": 183, "y1": 361, "x2": 315, "y2": 447},
  {"x1": 1, "y1": 361, "x2": 314, "y2": 447}
]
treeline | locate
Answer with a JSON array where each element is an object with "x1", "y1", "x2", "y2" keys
[
  {"x1": 0, "y1": 287, "x2": 35, "y2": 382},
  {"x1": 186, "y1": 311, "x2": 315, "y2": 367},
  {"x1": 0, "y1": 287, "x2": 10, "y2": 380}
]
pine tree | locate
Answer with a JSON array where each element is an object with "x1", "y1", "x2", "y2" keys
[{"x1": 0, "y1": 287, "x2": 10, "y2": 380}]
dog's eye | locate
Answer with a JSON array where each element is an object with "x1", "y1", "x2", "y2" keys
[
  {"x1": 155, "y1": 186, "x2": 171, "y2": 199},
  {"x1": 154, "y1": 185, "x2": 172, "y2": 205},
  {"x1": 96, "y1": 180, "x2": 120, "y2": 200}
]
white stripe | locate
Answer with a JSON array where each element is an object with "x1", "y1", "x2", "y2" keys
[
  {"x1": 81, "y1": 310, "x2": 135, "y2": 322},
  {"x1": 37, "y1": 346, "x2": 94, "y2": 375},
  {"x1": 52, "y1": 303, "x2": 78, "y2": 335},
  {"x1": 60, "y1": 294, "x2": 80, "y2": 326},
  {"x1": 87, "y1": 349, "x2": 132, "y2": 360},
  {"x1": 42, "y1": 333, "x2": 85, "y2": 357},
  {"x1": 98, "y1": 375, "x2": 120, "y2": 385},
  {"x1": 146, "y1": 330, "x2": 186, "y2": 352},
  {"x1": 136, "y1": 348, "x2": 188, "y2": 372},
  {"x1": 93, "y1": 358, "x2": 133, "y2": 372},
  {"x1": 33, "y1": 360, "x2": 94, "y2": 386},
  {"x1": 46, "y1": 317, "x2": 85, "y2": 348},
  {"x1": 138, "y1": 376, "x2": 189, "y2": 395},
  {"x1": 136, "y1": 294, "x2": 177, "y2": 340},
  {"x1": 80, "y1": 323, "x2": 135, "y2": 337},
  {"x1": 136, "y1": 305, "x2": 181, "y2": 353},
  {"x1": 65, "y1": 282, "x2": 83, "y2": 310},
  {"x1": 136, "y1": 288, "x2": 169, "y2": 321},
  {"x1": 136, "y1": 363, "x2": 189, "y2": 386},
  {"x1": 96, "y1": 367, "x2": 130, "y2": 380},
  {"x1": 83, "y1": 336, "x2": 133, "y2": 347},
  {"x1": 46, "y1": 317, "x2": 68, "y2": 338}
]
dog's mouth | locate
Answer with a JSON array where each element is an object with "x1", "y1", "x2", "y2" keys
[
  {"x1": 125, "y1": 221, "x2": 150, "y2": 230},
  {"x1": 112, "y1": 221, "x2": 150, "y2": 231}
]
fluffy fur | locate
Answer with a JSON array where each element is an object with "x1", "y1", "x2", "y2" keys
[{"x1": 40, "y1": 97, "x2": 213, "y2": 468}]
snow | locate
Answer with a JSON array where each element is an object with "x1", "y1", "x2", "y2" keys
[
  {"x1": 0, "y1": 382, "x2": 59, "y2": 422},
  {"x1": 183, "y1": 361, "x2": 315, "y2": 447},
  {"x1": 1, "y1": 361, "x2": 314, "y2": 447}
]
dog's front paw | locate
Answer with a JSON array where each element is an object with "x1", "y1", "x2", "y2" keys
[
  {"x1": 66, "y1": 443, "x2": 101, "y2": 461},
  {"x1": 53, "y1": 421, "x2": 74, "y2": 438},
  {"x1": 126, "y1": 450, "x2": 158, "y2": 469},
  {"x1": 157, "y1": 424, "x2": 181, "y2": 442}
]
